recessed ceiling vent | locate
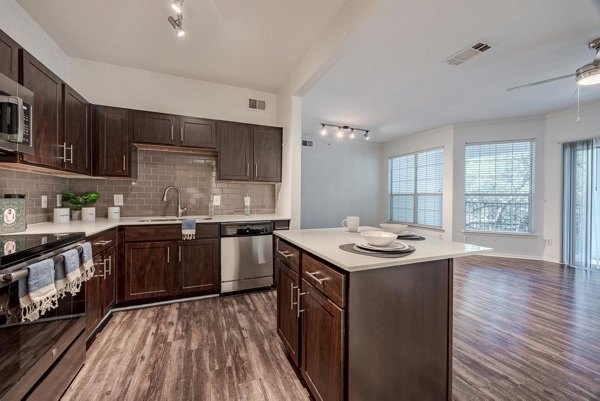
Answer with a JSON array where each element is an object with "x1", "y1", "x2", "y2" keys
[
  {"x1": 302, "y1": 139, "x2": 314, "y2": 147},
  {"x1": 249, "y1": 98, "x2": 266, "y2": 111},
  {"x1": 445, "y1": 41, "x2": 493, "y2": 66}
]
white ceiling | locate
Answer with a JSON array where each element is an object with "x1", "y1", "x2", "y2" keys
[
  {"x1": 302, "y1": 0, "x2": 600, "y2": 143},
  {"x1": 16, "y1": 0, "x2": 346, "y2": 92}
]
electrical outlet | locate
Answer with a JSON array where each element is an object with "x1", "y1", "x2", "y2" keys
[
  {"x1": 213, "y1": 195, "x2": 221, "y2": 206},
  {"x1": 114, "y1": 194, "x2": 124, "y2": 206},
  {"x1": 56, "y1": 194, "x2": 62, "y2": 206},
  {"x1": 41, "y1": 195, "x2": 47, "y2": 209},
  {"x1": 545, "y1": 239, "x2": 552, "y2": 246}
]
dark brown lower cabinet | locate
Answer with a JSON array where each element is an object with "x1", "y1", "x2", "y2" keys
[
  {"x1": 103, "y1": 245, "x2": 117, "y2": 311},
  {"x1": 276, "y1": 261, "x2": 300, "y2": 367},
  {"x1": 178, "y1": 239, "x2": 219, "y2": 295},
  {"x1": 123, "y1": 241, "x2": 176, "y2": 301},
  {"x1": 86, "y1": 243, "x2": 118, "y2": 339},
  {"x1": 85, "y1": 267, "x2": 102, "y2": 336},
  {"x1": 300, "y1": 279, "x2": 344, "y2": 401}
]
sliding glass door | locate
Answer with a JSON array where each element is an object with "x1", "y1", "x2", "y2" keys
[{"x1": 563, "y1": 138, "x2": 600, "y2": 269}]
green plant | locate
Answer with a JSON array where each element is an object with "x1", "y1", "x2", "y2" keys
[{"x1": 62, "y1": 192, "x2": 100, "y2": 210}]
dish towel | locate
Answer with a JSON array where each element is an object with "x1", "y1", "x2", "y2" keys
[
  {"x1": 182, "y1": 219, "x2": 196, "y2": 240},
  {"x1": 18, "y1": 259, "x2": 59, "y2": 322},
  {"x1": 79, "y1": 242, "x2": 95, "y2": 281},
  {"x1": 55, "y1": 248, "x2": 83, "y2": 297}
]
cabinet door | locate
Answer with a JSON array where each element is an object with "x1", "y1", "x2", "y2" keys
[
  {"x1": 179, "y1": 117, "x2": 216, "y2": 148},
  {"x1": 277, "y1": 261, "x2": 300, "y2": 367},
  {"x1": 62, "y1": 84, "x2": 90, "y2": 174},
  {"x1": 0, "y1": 29, "x2": 19, "y2": 81},
  {"x1": 85, "y1": 254, "x2": 104, "y2": 335},
  {"x1": 19, "y1": 50, "x2": 63, "y2": 168},
  {"x1": 178, "y1": 239, "x2": 219, "y2": 295},
  {"x1": 123, "y1": 242, "x2": 176, "y2": 301},
  {"x1": 253, "y1": 126, "x2": 282, "y2": 182},
  {"x1": 132, "y1": 110, "x2": 178, "y2": 146},
  {"x1": 103, "y1": 245, "x2": 117, "y2": 312},
  {"x1": 92, "y1": 106, "x2": 130, "y2": 177},
  {"x1": 301, "y1": 279, "x2": 344, "y2": 401},
  {"x1": 217, "y1": 121, "x2": 253, "y2": 181}
]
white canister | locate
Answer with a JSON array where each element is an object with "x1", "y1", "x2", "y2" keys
[
  {"x1": 81, "y1": 207, "x2": 96, "y2": 222},
  {"x1": 107, "y1": 207, "x2": 121, "y2": 220},
  {"x1": 53, "y1": 208, "x2": 70, "y2": 224}
]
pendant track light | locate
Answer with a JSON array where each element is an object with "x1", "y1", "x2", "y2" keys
[
  {"x1": 168, "y1": 1, "x2": 185, "y2": 38},
  {"x1": 319, "y1": 123, "x2": 371, "y2": 141}
]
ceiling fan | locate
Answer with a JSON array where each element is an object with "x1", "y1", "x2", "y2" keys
[{"x1": 507, "y1": 37, "x2": 600, "y2": 91}]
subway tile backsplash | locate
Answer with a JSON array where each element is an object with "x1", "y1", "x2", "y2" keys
[{"x1": 0, "y1": 150, "x2": 277, "y2": 224}]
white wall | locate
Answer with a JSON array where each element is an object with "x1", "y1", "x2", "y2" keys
[
  {"x1": 0, "y1": 0, "x2": 70, "y2": 81},
  {"x1": 453, "y1": 117, "x2": 546, "y2": 258},
  {"x1": 69, "y1": 58, "x2": 278, "y2": 126},
  {"x1": 380, "y1": 126, "x2": 454, "y2": 240},
  {"x1": 302, "y1": 137, "x2": 381, "y2": 228},
  {"x1": 543, "y1": 101, "x2": 600, "y2": 263}
]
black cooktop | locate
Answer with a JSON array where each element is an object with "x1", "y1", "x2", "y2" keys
[{"x1": 0, "y1": 232, "x2": 86, "y2": 269}]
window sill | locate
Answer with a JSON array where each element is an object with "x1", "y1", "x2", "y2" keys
[
  {"x1": 388, "y1": 222, "x2": 445, "y2": 233},
  {"x1": 462, "y1": 230, "x2": 538, "y2": 238}
]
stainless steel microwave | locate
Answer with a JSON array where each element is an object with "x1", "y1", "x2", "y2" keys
[{"x1": 0, "y1": 72, "x2": 34, "y2": 155}]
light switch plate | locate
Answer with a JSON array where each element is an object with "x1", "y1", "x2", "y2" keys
[
  {"x1": 41, "y1": 195, "x2": 47, "y2": 209},
  {"x1": 114, "y1": 194, "x2": 124, "y2": 206},
  {"x1": 56, "y1": 194, "x2": 62, "y2": 207},
  {"x1": 213, "y1": 195, "x2": 221, "y2": 206}
]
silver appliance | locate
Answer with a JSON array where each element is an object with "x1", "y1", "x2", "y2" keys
[
  {"x1": 220, "y1": 221, "x2": 273, "y2": 293},
  {"x1": 0, "y1": 71, "x2": 34, "y2": 155}
]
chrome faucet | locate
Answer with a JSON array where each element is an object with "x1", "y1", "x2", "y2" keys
[{"x1": 162, "y1": 186, "x2": 187, "y2": 217}]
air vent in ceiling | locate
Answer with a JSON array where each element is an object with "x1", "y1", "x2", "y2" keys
[
  {"x1": 445, "y1": 41, "x2": 493, "y2": 66},
  {"x1": 249, "y1": 98, "x2": 266, "y2": 111},
  {"x1": 302, "y1": 139, "x2": 314, "y2": 147}
]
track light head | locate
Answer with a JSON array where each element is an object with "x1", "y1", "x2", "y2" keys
[
  {"x1": 336, "y1": 127, "x2": 343, "y2": 139},
  {"x1": 168, "y1": 14, "x2": 184, "y2": 37},
  {"x1": 171, "y1": 0, "x2": 183, "y2": 14},
  {"x1": 320, "y1": 124, "x2": 327, "y2": 136}
]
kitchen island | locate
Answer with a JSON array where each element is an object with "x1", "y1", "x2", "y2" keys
[{"x1": 273, "y1": 228, "x2": 490, "y2": 401}]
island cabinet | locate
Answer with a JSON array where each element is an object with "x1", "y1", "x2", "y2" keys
[
  {"x1": 119, "y1": 224, "x2": 220, "y2": 305},
  {"x1": 275, "y1": 235, "x2": 454, "y2": 401}
]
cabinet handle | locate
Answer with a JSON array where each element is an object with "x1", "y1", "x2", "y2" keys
[
  {"x1": 68, "y1": 144, "x2": 74, "y2": 164},
  {"x1": 290, "y1": 283, "x2": 299, "y2": 310},
  {"x1": 57, "y1": 142, "x2": 67, "y2": 161},
  {"x1": 93, "y1": 240, "x2": 113, "y2": 246},
  {"x1": 122, "y1": 155, "x2": 126, "y2": 171},
  {"x1": 171, "y1": 125, "x2": 174, "y2": 141},
  {"x1": 297, "y1": 289, "x2": 307, "y2": 318},
  {"x1": 103, "y1": 256, "x2": 112, "y2": 278},
  {"x1": 180, "y1": 127, "x2": 184, "y2": 143},
  {"x1": 306, "y1": 271, "x2": 327, "y2": 285},
  {"x1": 167, "y1": 247, "x2": 170, "y2": 264},
  {"x1": 178, "y1": 245, "x2": 182, "y2": 263},
  {"x1": 255, "y1": 164, "x2": 258, "y2": 177},
  {"x1": 246, "y1": 163, "x2": 250, "y2": 177},
  {"x1": 277, "y1": 250, "x2": 293, "y2": 258}
]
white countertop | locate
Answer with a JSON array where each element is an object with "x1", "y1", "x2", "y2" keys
[
  {"x1": 10, "y1": 214, "x2": 290, "y2": 237},
  {"x1": 274, "y1": 228, "x2": 492, "y2": 272}
]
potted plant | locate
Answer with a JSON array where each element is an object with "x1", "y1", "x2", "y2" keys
[{"x1": 62, "y1": 192, "x2": 100, "y2": 220}]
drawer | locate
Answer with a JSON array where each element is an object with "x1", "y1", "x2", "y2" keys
[
  {"x1": 275, "y1": 238, "x2": 300, "y2": 273},
  {"x1": 302, "y1": 253, "x2": 346, "y2": 308},
  {"x1": 124, "y1": 223, "x2": 219, "y2": 242},
  {"x1": 273, "y1": 220, "x2": 290, "y2": 230},
  {"x1": 89, "y1": 229, "x2": 117, "y2": 256}
]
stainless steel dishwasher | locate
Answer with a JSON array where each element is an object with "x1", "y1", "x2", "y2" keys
[{"x1": 220, "y1": 221, "x2": 273, "y2": 293}]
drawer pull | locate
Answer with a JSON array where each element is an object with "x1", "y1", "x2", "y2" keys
[
  {"x1": 290, "y1": 283, "x2": 298, "y2": 310},
  {"x1": 94, "y1": 240, "x2": 113, "y2": 246},
  {"x1": 297, "y1": 289, "x2": 307, "y2": 318},
  {"x1": 277, "y1": 250, "x2": 293, "y2": 258},
  {"x1": 306, "y1": 271, "x2": 327, "y2": 284}
]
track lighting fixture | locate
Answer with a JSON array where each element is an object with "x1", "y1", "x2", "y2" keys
[
  {"x1": 168, "y1": 1, "x2": 185, "y2": 38},
  {"x1": 319, "y1": 123, "x2": 371, "y2": 141}
]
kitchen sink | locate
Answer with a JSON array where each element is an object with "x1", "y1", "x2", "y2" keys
[{"x1": 137, "y1": 216, "x2": 213, "y2": 222}]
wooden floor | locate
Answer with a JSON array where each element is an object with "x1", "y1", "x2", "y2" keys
[{"x1": 62, "y1": 256, "x2": 600, "y2": 401}]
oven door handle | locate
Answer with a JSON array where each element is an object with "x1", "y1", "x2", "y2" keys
[{"x1": 0, "y1": 96, "x2": 25, "y2": 142}]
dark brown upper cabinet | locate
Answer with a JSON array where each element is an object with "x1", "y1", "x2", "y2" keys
[
  {"x1": 0, "y1": 29, "x2": 20, "y2": 81},
  {"x1": 61, "y1": 84, "x2": 90, "y2": 175},
  {"x1": 253, "y1": 125, "x2": 282, "y2": 182},
  {"x1": 19, "y1": 49, "x2": 64, "y2": 169},
  {"x1": 217, "y1": 121, "x2": 254, "y2": 181},
  {"x1": 92, "y1": 105, "x2": 136, "y2": 178},
  {"x1": 217, "y1": 121, "x2": 282, "y2": 182},
  {"x1": 132, "y1": 110, "x2": 179, "y2": 146},
  {"x1": 180, "y1": 116, "x2": 216, "y2": 148}
]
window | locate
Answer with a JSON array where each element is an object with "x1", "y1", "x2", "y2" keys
[
  {"x1": 389, "y1": 147, "x2": 444, "y2": 227},
  {"x1": 464, "y1": 140, "x2": 536, "y2": 233}
]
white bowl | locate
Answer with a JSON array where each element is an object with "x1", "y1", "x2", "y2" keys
[
  {"x1": 360, "y1": 230, "x2": 397, "y2": 247},
  {"x1": 379, "y1": 223, "x2": 408, "y2": 234}
]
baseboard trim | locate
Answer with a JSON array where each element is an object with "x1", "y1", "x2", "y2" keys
[
  {"x1": 112, "y1": 294, "x2": 220, "y2": 313},
  {"x1": 481, "y1": 253, "x2": 563, "y2": 265}
]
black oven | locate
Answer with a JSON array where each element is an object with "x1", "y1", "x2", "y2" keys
[
  {"x1": 0, "y1": 71, "x2": 34, "y2": 155},
  {"x1": 0, "y1": 233, "x2": 86, "y2": 401}
]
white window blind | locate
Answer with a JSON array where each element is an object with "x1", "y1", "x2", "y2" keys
[
  {"x1": 389, "y1": 147, "x2": 443, "y2": 227},
  {"x1": 464, "y1": 140, "x2": 536, "y2": 233}
]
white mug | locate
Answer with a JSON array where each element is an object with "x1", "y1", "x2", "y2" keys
[
  {"x1": 82, "y1": 207, "x2": 96, "y2": 222},
  {"x1": 342, "y1": 216, "x2": 360, "y2": 232}
]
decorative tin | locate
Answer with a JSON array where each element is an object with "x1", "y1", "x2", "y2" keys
[{"x1": 0, "y1": 195, "x2": 27, "y2": 234}]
